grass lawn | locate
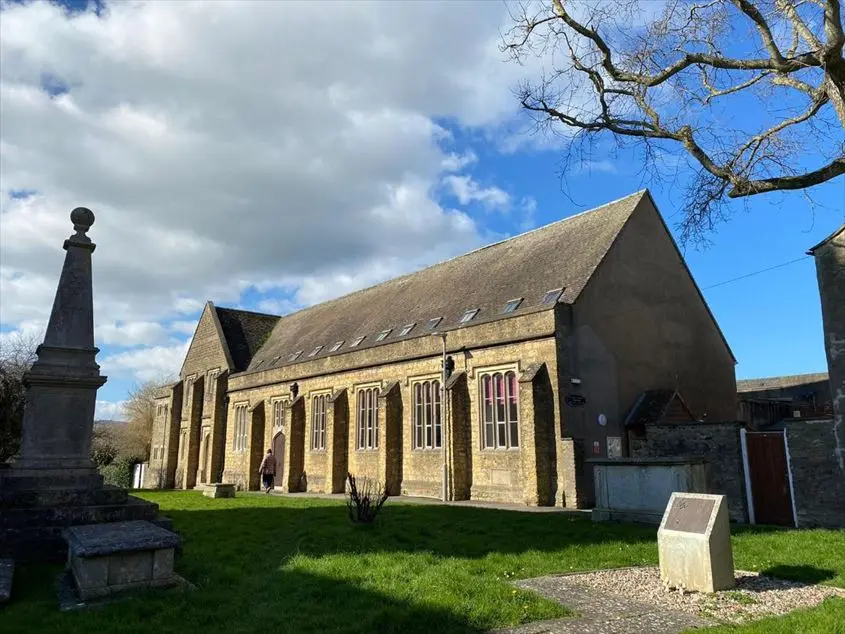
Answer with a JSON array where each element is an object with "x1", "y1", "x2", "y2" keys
[{"x1": 3, "y1": 491, "x2": 844, "y2": 634}]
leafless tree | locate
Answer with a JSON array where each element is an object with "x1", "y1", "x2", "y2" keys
[
  {"x1": 119, "y1": 377, "x2": 173, "y2": 461},
  {"x1": 504, "y1": 0, "x2": 845, "y2": 243},
  {"x1": 0, "y1": 331, "x2": 40, "y2": 461}
]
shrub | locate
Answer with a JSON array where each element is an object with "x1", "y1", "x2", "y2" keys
[
  {"x1": 345, "y1": 472, "x2": 389, "y2": 524},
  {"x1": 99, "y1": 456, "x2": 138, "y2": 489}
]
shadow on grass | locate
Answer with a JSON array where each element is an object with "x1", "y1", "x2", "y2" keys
[
  {"x1": 761, "y1": 565, "x2": 837, "y2": 584},
  {"x1": 7, "y1": 559, "x2": 487, "y2": 634}
]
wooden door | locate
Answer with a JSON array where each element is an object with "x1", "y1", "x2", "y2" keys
[
  {"x1": 272, "y1": 432, "x2": 285, "y2": 488},
  {"x1": 746, "y1": 432, "x2": 793, "y2": 526}
]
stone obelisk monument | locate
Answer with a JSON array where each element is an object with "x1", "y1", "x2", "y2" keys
[
  {"x1": 0, "y1": 208, "x2": 160, "y2": 562},
  {"x1": 9, "y1": 208, "x2": 106, "y2": 488}
]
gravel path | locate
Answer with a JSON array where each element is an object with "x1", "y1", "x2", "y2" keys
[
  {"x1": 558, "y1": 566, "x2": 845, "y2": 625},
  {"x1": 495, "y1": 566, "x2": 845, "y2": 633}
]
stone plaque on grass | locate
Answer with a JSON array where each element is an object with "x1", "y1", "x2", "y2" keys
[{"x1": 658, "y1": 493, "x2": 734, "y2": 593}]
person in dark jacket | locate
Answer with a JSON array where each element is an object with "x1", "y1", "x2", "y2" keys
[{"x1": 258, "y1": 449, "x2": 276, "y2": 493}]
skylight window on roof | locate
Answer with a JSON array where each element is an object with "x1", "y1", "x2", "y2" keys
[
  {"x1": 289, "y1": 350, "x2": 303, "y2": 361},
  {"x1": 272, "y1": 356, "x2": 281, "y2": 364},
  {"x1": 541, "y1": 288, "x2": 563, "y2": 305},
  {"x1": 329, "y1": 341, "x2": 344, "y2": 352},
  {"x1": 376, "y1": 329, "x2": 392, "y2": 341},
  {"x1": 502, "y1": 298, "x2": 523, "y2": 314},
  {"x1": 308, "y1": 345, "x2": 323, "y2": 357},
  {"x1": 350, "y1": 336, "x2": 366, "y2": 347},
  {"x1": 254, "y1": 360, "x2": 264, "y2": 369},
  {"x1": 399, "y1": 323, "x2": 415, "y2": 336},
  {"x1": 459, "y1": 309, "x2": 479, "y2": 323},
  {"x1": 426, "y1": 317, "x2": 442, "y2": 331}
]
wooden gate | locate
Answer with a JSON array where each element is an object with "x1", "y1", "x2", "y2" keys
[{"x1": 745, "y1": 431, "x2": 794, "y2": 526}]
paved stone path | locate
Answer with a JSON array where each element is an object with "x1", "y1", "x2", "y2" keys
[{"x1": 493, "y1": 575, "x2": 714, "y2": 634}]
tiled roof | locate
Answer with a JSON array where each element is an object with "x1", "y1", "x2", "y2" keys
[
  {"x1": 623, "y1": 389, "x2": 695, "y2": 427},
  {"x1": 244, "y1": 191, "x2": 649, "y2": 374},
  {"x1": 214, "y1": 307, "x2": 280, "y2": 372},
  {"x1": 737, "y1": 373, "x2": 829, "y2": 393}
]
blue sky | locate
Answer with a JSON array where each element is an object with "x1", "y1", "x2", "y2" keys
[{"x1": 1, "y1": 0, "x2": 842, "y2": 418}]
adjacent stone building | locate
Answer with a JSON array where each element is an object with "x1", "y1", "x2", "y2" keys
[
  {"x1": 737, "y1": 372, "x2": 832, "y2": 427},
  {"x1": 145, "y1": 190, "x2": 737, "y2": 507}
]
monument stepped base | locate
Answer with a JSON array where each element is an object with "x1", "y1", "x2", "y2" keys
[{"x1": 0, "y1": 482, "x2": 163, "y2": 563}]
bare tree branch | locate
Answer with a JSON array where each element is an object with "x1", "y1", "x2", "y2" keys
[{"x1": 505, "y1": 0, "x2": 845, "y2": 243}]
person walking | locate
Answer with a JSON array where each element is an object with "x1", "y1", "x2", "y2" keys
[{"x1": 258, "y1": 449, "x2": 276, "y2": 494}]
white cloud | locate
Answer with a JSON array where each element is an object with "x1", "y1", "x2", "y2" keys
[
  {"x1": 98, "y1": 321, "x2": 170, "y2": 346},
  {"x1": 0, "y1": 0, "x2": 542, "y2": 341},
  {"x1": 441, "y1": 150, "x2": 478, "y2": 172},
  {"x1": 442, "y1": 175, "x2": 511, "y2": 210},
  {"x1": 0, "y1": 0, "x2": 557, "y2": 408},
  {"x1": 100, "y1": 341, "x2": 189, "y2": 383},
  {"x1": 579, "y1": 160, "x2": 619, "y2": 174},
  {"x1": 95, "y1": 400, "x2": 126, "y2": 421},
  {"x1": 168, "y1": 320, "x2": 198, "y2": 335}
]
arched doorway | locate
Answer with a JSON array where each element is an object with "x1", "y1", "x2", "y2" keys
[{"x1": 272, "y1": 431, "x2": 285, "y2": 490}]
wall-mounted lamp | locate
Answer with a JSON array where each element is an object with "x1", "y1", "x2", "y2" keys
[
  {"x1": 444, "y1": 355, "x2": 455, "y2": 380},
  {"x1": 290, "y1": 382, "x2": 299, "y2": 399}
]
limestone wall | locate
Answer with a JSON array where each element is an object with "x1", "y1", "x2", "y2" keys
[
  {"x1": 785, "y1": 419, "x2": 845, "y2": 528},
  {"x1": 223, "y1": 311, "x2": 574, "y2": 505},
  {"x1": 630, "y1": 422, "x2": 748, "y2": 523}
]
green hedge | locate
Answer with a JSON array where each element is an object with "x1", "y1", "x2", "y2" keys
[{"x1": 99, "y1": 457, "x2": 137, "y2": 489}]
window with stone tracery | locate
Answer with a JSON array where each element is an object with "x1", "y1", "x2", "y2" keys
[
  {"x1": 480, "y1": 370, "x2": 519, "y2": 449},
  {"x1": 412, "y1": 379, "x2": 441, "y2": 450},
  {"x1": 311, "y1": 394, "x2": 328, "y2": 451},
  {"x1": 356, "y1": 387, "x2": 379, "y2": 450}
]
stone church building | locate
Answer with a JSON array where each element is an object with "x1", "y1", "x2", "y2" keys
[{"x1": 145, "y1": 190, "x2": 737, "y2": 507}]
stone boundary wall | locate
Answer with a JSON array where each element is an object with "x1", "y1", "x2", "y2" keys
[
  {"x1": 630, "y1": 421, "x2": 748, "y2": 523},
  {"x1": 785, "y1": 419, "x2": 845, "y2": 528}
]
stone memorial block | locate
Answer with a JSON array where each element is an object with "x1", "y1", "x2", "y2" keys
[
  {"x1": 657, "y1": 492, "x2": 734, "y2": 592},
  {"x1": 63, "y1": 520, "x2": 181, "y2": 600},
  {"x1": 203, "y1": 483, "x2": 235, "y2": 498}
]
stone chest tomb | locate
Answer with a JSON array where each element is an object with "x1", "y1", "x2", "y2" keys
[{"x1": 63, "y1": 520, "x2": 182, "y2": 600}]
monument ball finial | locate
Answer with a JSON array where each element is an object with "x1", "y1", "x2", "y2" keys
[{"x1": 70, "y1": 207, "x2": 95, "y2": 233}]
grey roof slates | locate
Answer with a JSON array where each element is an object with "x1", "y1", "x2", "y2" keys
[
  {"x1": 245, "y1": 191, "x2": 648, "y2": 374},
  {"x1": 736, "y1": 372, "x2": 829, "y2": 393},
  {"x1": 214, "y1": 307, "x2": 280, "y2": 372}
]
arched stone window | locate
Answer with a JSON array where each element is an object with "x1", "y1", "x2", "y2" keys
[
  {"x1": 412, "y1": 380, "x2": 441, "y2": 450},
  {"x1": 480, "y1": 370, "x2": 519, "y2": 449},
  {"x1": 356, "y1": 387, "x2": 380, "y2": 450},
  {"x1": 311, "y1": 394, "x2": 329, "y2": 451}
]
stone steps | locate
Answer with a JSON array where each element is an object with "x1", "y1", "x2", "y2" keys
[
  {"x1": 0, "y1": 497, "x2": 162, "y2": 563},
  {"x1": 0, "y1": 486, "x2": 129, "y2": 509}
]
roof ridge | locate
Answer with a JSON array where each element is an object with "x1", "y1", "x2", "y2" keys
[
  {"x1": 737, "y1": 371, "x2": 829, "y2": 382},
  {"x1": 258, "y1": 190, "x2": 649, "y2": 319},
  {"x1": 215, "y1": 305, "x2": 281, "y2": 320},
  {"x1": 455, "y1": 189, "x2": 648, "y2": 262}
]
